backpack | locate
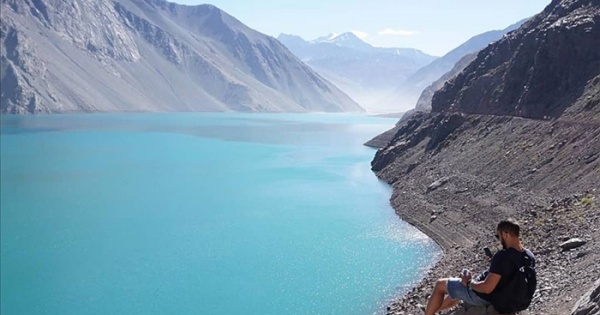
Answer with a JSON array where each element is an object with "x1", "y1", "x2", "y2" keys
[{"x1": 490, "y1": 251, "x2": 537, "y2": 314}]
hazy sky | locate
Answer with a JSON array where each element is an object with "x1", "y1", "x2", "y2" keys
[{"x1": 172, "y1": 0, "x2": 550, "y2": 56}]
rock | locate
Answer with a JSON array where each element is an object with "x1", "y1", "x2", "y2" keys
[
  {"x1": 570, "y1": 278, "x2": 600, "y2": 315},
  {"x1": 584, "y1": 154, "x2": 598, "y2": 164},
  {"x1": 428, "y1": 177, "x2": 450, "y2": 192},
  {"x1": 576, "y1": 251, "x2": 590, "y2": 258},
  {"x1": 560, "y1": 238, "x2": 587, "y2": 251}
]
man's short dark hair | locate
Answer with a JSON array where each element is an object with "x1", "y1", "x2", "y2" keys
[{"x1": 497, "y1": 219, "x2": 520, "y2": 237}]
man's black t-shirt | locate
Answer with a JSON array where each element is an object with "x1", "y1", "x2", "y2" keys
[{"x1": 474, "y1": 247, "x2": 535, "y2": 301}]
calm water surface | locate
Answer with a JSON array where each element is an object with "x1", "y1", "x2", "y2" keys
[{"x1": 1, "y1": 113, "x2": 441, "y2": 315}]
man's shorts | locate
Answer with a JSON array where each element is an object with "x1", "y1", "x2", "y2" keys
[{"x1": 446, "y1": 278, "x2": 490, "y2": 306}]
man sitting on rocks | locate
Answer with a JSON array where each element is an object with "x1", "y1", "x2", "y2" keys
[{"x1": 423, "y1": 219, "x2": 536, "y2": 315}]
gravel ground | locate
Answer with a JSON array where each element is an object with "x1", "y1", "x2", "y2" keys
[{"x1": 370, "y1": 113, "x2": 600, "y2": 315}]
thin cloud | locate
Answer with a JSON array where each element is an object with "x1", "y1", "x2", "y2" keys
[
  {"x1": 350, "y1": 30, "x2": 369, "y2": 39},
  {"x1": 378, "y1": 28, "x2": 418, "y2": 36}
]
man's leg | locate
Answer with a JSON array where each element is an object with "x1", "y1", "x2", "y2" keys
[
  {"x1": 439, "y1": 295, "x2": 460, "y2": 312},
  {"x1": 425, "y1": 279, "x2": 450, "y2": 315}
]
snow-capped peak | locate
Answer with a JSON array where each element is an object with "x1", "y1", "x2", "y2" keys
[
  {"x1": 327, "y1": 33, "x2": 341, "y2": 40},
  {"x1": 310, "y1": 32, "x2": 373, "y2": 52},
  {"x1": 314, "y1": 33, "x2": 341, "y2": 43},
  {"x1": 314, "y1": 32, "x2": 361, "y2": 43}
]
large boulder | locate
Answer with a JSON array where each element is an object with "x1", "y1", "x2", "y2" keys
[
  {"x1": 560, "y1": 238, "x2": 587, "y2": 251},
  {"x1": 571, "y1": 278, "x2": 600, "y2": 315}
]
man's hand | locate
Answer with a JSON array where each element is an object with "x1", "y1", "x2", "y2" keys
[{"x1": 460, "y1": 272, "x2": 472, "y2": 286}]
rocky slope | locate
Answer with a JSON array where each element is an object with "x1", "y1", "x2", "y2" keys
[
  {"x1": 414, "y1": 53, "x2": 477, "y2": 112},
  {"x1": 571, "y1": 278, "x2": 600, "y2": 315},
  {"x1": 377, "y1": 20, "x2": 526, "y2": 113},
  {"x1": 431, "y1": 1, "x2": 599, "y2": 120},
  {"x1": 278, "y1": 32, "x2": 436, "y2": 112},
  {"x1": 0, "y1": 0, "x2": 362, "y2": 113},
  {"x1": 370, "y1": 0, "x2": 600, "y2": 314}
]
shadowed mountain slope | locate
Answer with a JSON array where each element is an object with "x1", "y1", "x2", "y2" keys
[{"x1": 432, "y1": 0, "x2": 600, "y2": 120}]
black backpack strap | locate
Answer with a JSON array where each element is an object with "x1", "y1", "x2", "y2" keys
[
  {"x1": 520, "y1": 251, "x2": 533, "y2": 268},
  {"x1": 509, "y1": 251, "x2": 532, "y2": 278}
]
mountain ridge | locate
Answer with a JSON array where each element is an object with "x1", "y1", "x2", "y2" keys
[
  {"x1": 431, "y1": 0, "x2": 600, "y2": 120},
  {"x1": 312, "y1": 32, "x2": 374, "y2": 52},
  {"x1": 377, "y1": 19, "x2": 528, "y2": 112},
  {"x1": 1, "y1": 0, "x2": 363, "y2": 113},
  {"x1": 277, "y1": 32, "x2": 436, "y2": 111}
]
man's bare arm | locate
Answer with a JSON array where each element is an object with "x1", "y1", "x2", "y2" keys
[{"x1": 470, "y1": 272, "x2": 502, "y2": 294}]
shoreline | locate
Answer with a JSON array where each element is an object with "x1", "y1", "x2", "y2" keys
[
  {"x1": 380, "y1": 179, "x2": 600, "y2": 315},
  {"x1": 370, "y1": 114, "x2": 600, "y2": 315}
]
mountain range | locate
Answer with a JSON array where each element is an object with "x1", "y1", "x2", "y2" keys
[
  {"x1": 1, "y1": 0, "x2": 363, "y2": 113},
  {"x1": 377, "y1": 19, "x2": 527, "y2": 113},
  {"x1": 277, "y1": 32, "x2": 436, "y2": 112}
]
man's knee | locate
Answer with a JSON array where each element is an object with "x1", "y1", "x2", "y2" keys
[{"x1": 433, "y1": 278, "x2": 449, "y2": 294}]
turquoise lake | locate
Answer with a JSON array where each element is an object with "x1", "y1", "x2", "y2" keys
[{"x1": 0, "y1": 113, "x2": 440, "y2": 315}]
